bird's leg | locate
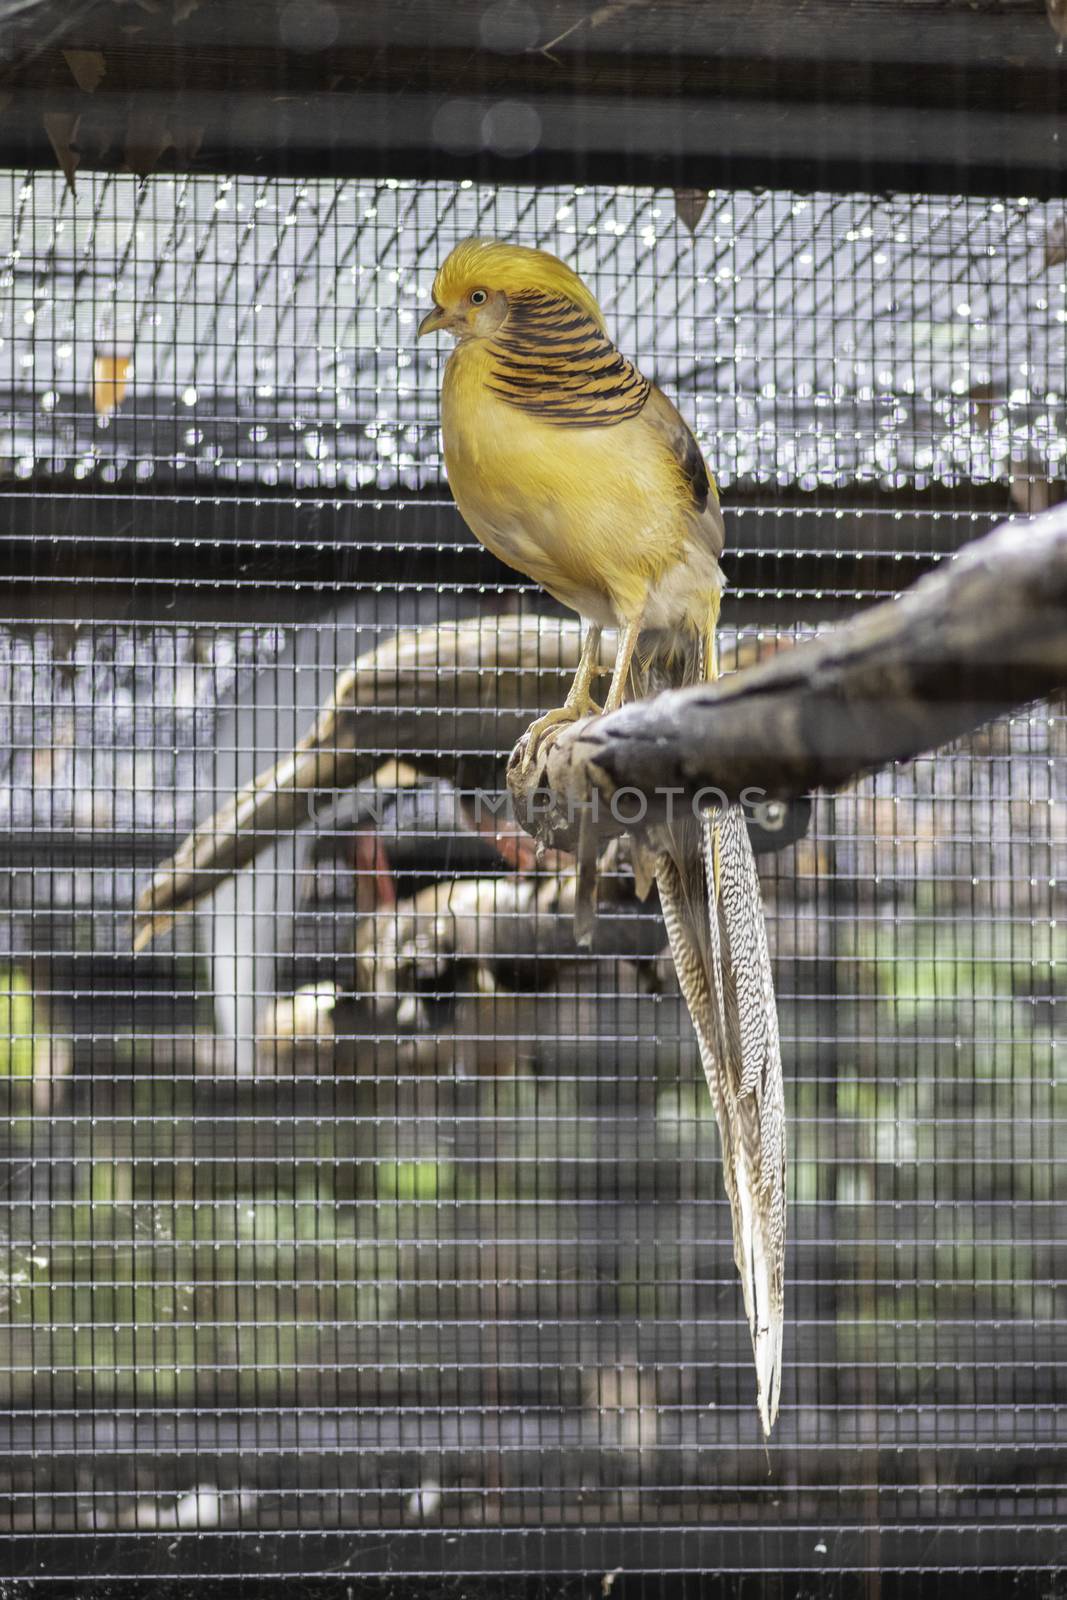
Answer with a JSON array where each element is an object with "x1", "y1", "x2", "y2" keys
[
  {"x1": 562, "y1": 621, "x2": 604, "y2": 715},
  {"x1": 519, "y1": 623, "x2": 603, "y2": 773},
  {"x1": 572, "y1": 605, "x2": 646, "y2": 944},
  {"x1": 601, "y1": 609, "x2": 646, "y2": 715},
  {"x1": 703, "y1": 587, "x2": 722, "y2": 684}
]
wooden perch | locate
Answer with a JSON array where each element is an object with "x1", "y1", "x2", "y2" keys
[
  {"x1": 508, "y1": 506, "x2": 1067, "y2": 856},
  {"x1": 133, "y1": 616, "x2": 612, "y2": 950},
  {"x1": 136, "y1": 507, "x2": 1067, "y2": 952}
]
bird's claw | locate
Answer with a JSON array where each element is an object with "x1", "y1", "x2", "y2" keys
[{"x1": 518, "y1": 696, "x2": 602, "y2": 776}]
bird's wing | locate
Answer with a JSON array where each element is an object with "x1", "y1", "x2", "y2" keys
[{"x1": 639, "y1": 383, "x2": 726, "y2": 564}]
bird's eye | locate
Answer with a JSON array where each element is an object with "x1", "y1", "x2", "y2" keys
[{"x1": 470, "y1": 289, "x2": 488, "y2": 306}]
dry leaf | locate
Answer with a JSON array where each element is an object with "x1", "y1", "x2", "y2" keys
[
  {"x1": 62, "y1": 49, "x2": 106, "y2": 93},
  {"x1": 673, "y1": 187, "x2": 709, "y2": 234},
  {"x1": 1047, "y1": 0, "x2": 1067, "y2": 40},
  {"x1": 1044, "y1": 217, "x2": 1067, "y2": 268},
  {"x1": 124, "y1": 107, "x2": 174, "y2": 177},
  {"x1": 93, "y1": 351, "x2": 132, "y2": 421},
  {"x1": 42, "y1": 111, "x2": 81, "y2": 194}
]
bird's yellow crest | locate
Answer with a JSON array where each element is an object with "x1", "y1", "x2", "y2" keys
[{"x1": 429, "y1": 238, "x2": 607, "y2": 332}]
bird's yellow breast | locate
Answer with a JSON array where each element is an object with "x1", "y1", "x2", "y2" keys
[{"x1": 440, "y1": 340, "x2": 694, "y2": 627}]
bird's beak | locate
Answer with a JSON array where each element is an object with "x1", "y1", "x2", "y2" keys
[{"x1": 418, "y1": 304, "x2": 448, "y2": 337}]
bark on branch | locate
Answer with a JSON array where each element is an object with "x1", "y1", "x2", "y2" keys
[
  {"x1": 133, "y1": 616, "x2": 612, "y2": 950},
  {"x1": 508, "y1": 507, "x2": 1067, "y2": 855}
]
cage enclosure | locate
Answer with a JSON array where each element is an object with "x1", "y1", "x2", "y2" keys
[{"x1": 0, "y1": 1, "x2": 1065, "y2": 1592}]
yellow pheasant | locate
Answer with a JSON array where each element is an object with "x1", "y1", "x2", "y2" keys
[{"x1": 419, "y1": 237, "x2": 785, "y2": 1435}]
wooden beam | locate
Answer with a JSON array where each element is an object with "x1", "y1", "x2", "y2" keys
[{"x1": 0, "y1": 0, "x2": 1062, "y2": 194}]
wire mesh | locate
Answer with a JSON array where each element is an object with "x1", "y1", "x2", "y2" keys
[{"x1": 0, "y1": 170, "x2": 1065, "y2": 1584}]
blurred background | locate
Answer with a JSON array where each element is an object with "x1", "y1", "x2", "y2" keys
[{"x1": 0, "y1": 1, "x2": 1065, "y2": 1590}]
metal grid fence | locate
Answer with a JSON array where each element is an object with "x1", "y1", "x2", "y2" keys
[{"x1": 0, "y1": 170, "x2": 1065, "y2": 1583}]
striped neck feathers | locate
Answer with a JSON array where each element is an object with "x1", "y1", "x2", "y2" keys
[{"x1": 485, "y1": 290, "x2": 650, "y2": 428}]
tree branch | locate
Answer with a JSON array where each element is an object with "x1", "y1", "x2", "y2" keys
[
  {"x1": 135, "y1": 508, "x2": 1067, "y2": 952},
  {"x1": 508, "y1": 507, "x2": 1067, "y2": 855},
  {"x1": 132, "y1": 615, "x2": 610, "y2": 950}
]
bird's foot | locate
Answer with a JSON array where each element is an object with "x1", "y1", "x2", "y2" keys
[{"x1": 518, "y1": 697, "x2": 600, "y2": 775}]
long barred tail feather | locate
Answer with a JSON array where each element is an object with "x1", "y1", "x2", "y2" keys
[
  {"x1": 631, "y1": 630, "x2": 786, "y2": 1435},
  {"x1": 702, "y1": 805, "x2": 785, "y2": 1434}
]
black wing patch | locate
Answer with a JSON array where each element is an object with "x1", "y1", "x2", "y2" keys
[{"x1": 675, "y1": 422, "x2": 711, "y2": 516}]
